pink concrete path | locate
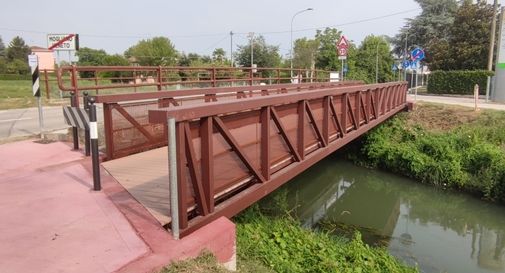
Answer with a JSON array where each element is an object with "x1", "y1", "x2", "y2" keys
[{"x1": 0, "y1": 140, "x2": 149, "y2": 273}]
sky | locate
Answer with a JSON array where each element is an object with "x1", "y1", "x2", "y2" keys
[{"x1": 1, "y1": 0, "x2": 427, "y2": 59}]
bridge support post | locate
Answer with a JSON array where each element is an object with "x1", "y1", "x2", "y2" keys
[{"x1": 167, "y1": 117, "x2": 180, "y2": 240}]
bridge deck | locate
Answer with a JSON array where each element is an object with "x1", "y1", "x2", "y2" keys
[{"x1": 102, "y1": 147, "x2": 171, "y2": 225}]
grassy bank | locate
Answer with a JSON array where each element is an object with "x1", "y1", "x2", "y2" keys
[
  {"x1": 349, "y1": 102, "x2": 505, "y2": 202},
  {"x1": 162, "y1": 194, "x2": 417, "y2": 273}
]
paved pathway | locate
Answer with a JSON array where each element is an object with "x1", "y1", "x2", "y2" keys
[
  {"x1": 0, "y1": 140, "x2": 148, "y2": 273},
  {"x1": 408, "y1": 94, "x2": 505, "y2": 111}
]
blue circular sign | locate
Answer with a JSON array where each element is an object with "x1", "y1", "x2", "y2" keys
[{"x1": 411, "y1": 48, "x2": 425, "y2": 62}]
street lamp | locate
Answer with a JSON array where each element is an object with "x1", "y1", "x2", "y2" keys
[{"x1": 290, "y1": 8, "x2": 314, "y2": 78}]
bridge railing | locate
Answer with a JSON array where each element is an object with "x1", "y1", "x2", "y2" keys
[
  {"x1": 148, "y1": 81, "x2": 408, "y2": 236},
  {"x1": 57, "y1": 65, "x2": 331, "y2": 104},
  {"x1": 93, "y1": 81, "x2": 363, "y2": 160}
]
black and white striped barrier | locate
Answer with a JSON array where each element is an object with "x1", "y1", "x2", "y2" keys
[
  {"x1": 63, "y1": 100, "x2": 101, "y2": 191},
  {"x1": 63, "y1": 106, "x2": 89, "y2": 130},
  {"x1": 31, "y1": 63, "x2": 40, "y2": 97}
]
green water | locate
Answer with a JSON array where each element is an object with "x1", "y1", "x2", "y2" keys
[{"x1": 282, "y1": 155, "x2": 505, "y2": 273}]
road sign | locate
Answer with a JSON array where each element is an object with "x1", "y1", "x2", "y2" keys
[
  {"x1": 410, "y1": 47, "x2": 425, "y2": 62},
  {"x1": 28, "y1": 55, "x2": 38, "y2": 68},
  {"x1": 338, "y1": 47, "x2": 348, "y2": 55},
  {"x1": 392, "y1": 64, "x2": 398, "y2": 72},
  {"x1": 47, "y1": 34, "x2": 79, "y2": 51},
  {"x1": 402, "y1": 60, "x2": 410, "y2": 69},
  {"x1": 337, "y1": 36, "x2": 349, "y2": 49}
]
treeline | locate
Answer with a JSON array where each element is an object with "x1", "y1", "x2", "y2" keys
[{"x1": 0, "y1": 36, "x2": 31, "y2": 75}]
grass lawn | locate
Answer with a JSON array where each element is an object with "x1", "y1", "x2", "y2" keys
[{"x1": 0, "y1": 80, "x2": 70, "y2": 109}]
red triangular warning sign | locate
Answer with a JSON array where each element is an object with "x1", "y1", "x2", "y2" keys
[{"x1": 337, "y1": 36, "x2": 349, "y2": 49}]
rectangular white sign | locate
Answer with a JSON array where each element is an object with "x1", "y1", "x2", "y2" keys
[
  {"x1": 47, "y1": 34, "x2": 79, "y2": 51},
  {"x1": 28, "y1": 55, "x2": 38, "y2": 68}
]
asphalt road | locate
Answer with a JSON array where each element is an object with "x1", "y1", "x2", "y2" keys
[{"x1": 0, "y1": 105, "x2": 103, "y2": 139}]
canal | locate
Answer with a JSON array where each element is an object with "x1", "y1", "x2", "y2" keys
[{"x1": 281, "y1": 155, "x2": 505, "y2": 273}]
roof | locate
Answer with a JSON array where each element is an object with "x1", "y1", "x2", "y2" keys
[{"x1": 31, "y1": 46, "x2": 53, "y2": 53}]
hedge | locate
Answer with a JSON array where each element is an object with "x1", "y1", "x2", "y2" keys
[
  {"x1": 0, "y1": 74, "x2": 31, "y2": 80},
  {"x1": 427, "y1": 70, "x2": 494, "y2": 95}
]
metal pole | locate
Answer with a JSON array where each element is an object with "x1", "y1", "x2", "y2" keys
[
  {"x1": 70, "y1": 91, "x2": 79, "y2": 150},
  {"x1": 487, "y1": 0, "x2": 498, "y2": 102},
  {"x1": 230, "y1": 31, "x2": 234, "y2": 67},
  {"x1": 88, "y1": 97, "x2": 101, "y2": 191},
  {"x1": 37, "y1": 97, "x2": 44, "y2": 138},
  {"x1": 248, "y1": 32, "x2": 254, "y2": 68},
  {"x1": 83, "y1": 92, "x2": 91, "y2": 157},
  {"x1": 341, "y1": 59, "x2": 344, "y2": 81},
  {"x1": 167, "y1": 117, "x2": 179, "y2": 240},
  {"x1": 376, "y1": 41, "x2": 379, "y2": 83},
  {"x1": 290, "y1": 8, "x2": 313, "y2": 79},
  {"x1": 403, "y1": 34, "x2": 408, "y2": 81}
]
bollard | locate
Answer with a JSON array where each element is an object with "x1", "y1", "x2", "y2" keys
[
  {"x1": 474, "y1": 84, "x2": 479, "y2": 112},
  {"x1": 83, "y1": 92, "x2": 91, "y2": 156},
  {"x1": 89, "y1": 97, "x2": 101, "y2": 191},
  {"x1": 70, "y1": 92, "x2": 79, "y2": 150}
]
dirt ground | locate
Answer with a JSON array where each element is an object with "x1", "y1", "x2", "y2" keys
[{"x1": 405, "y1": 102, "x2": 482, "y2": 131}]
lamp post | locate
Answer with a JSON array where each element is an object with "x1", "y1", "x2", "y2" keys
[
  {"x1": 290, "y1": 8, "x2": 314, "y2": 78},
  {"x1": 248, "y1": 32, "x2": 254, "y2": 68}
]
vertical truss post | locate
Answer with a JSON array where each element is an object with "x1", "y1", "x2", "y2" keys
[
  {"x1": 260, "y1": 107, "x2": 271, "y2": 181},
  {"x1": 167, "y1": 117, "x2": 180, "y2": 240}
]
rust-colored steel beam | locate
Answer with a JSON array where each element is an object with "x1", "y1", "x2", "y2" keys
[
  {"x1": 149, "y1": 82, "x2": 404, "y2": 123},
  {"x1": 94, "y1": 81, "x2": 362, "y2": 104}
]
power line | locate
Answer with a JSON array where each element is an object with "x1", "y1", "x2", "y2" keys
[
  {"x1": 236, "y1": 8, "x2": 421, "y2": 35},
  {"x1": 0, "y1": 8, "x2": 421, "y2": 41}
]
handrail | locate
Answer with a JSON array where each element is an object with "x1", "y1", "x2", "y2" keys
[
  {"x1": 94, "y1": 81, "x2": 363, "y2": 103},
  {"x1": 149, "y1": 82, "x2": 407, "y2": 123}
]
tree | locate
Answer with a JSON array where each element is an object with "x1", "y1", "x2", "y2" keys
[
  {"x1": 353, "y1": 36, "x2": 395, "y2": 83},
  {"x1": 125, "y1": 37, "x2": 178, "y2": 66},
  {"x1": 0, "y1": 36, "x2": 5, "y2": 57},
  {"x1": 212, "y1": 48, "x2": 226, "y2": 64},
  {"x1": 434, "y1": 0, "x2": 495, "y2": 70},
  {"x1": 76, "y1": 47, "x2": 108, "y2": 66},
  {"x1": 6, "y1": 59, "x2": 29, "y2": 75},
  {"x1": 391, "y1": 0, "x2": 457, "y2": 62},
  {"x1": 293, "y1": 38, "x2": 318, "y2": 70},
  {"x1": 315, "y1": 28, "x2": 346, "y2": 71},
  {"x1": 6, "y1": 36, "x2": 30, "y2": 61},
  {"x1": 235, "y1": 35, "x2": 281, "y2": 68}
]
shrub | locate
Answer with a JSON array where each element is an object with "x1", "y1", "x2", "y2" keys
[
  {"x1": 0, "y1": 73, "x2": 31, "y2": 80},
  {"x1": 427, "y1": 70, "x2": 493, "y2": 95}
]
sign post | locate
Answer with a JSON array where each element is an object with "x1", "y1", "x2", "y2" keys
[
  {"x1": 337, "y1": 36, "x2": 349, "y2": 81},
  {"x1": 29, "y1": 54, "x2": 44, "y2": 137},
  {"x1": 493, "y1": 7, "x2": 505, "y2": 102}
]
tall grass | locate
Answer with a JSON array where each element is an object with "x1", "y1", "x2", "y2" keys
[{"x1": 351, "y1": 105, "x2": 505, "y2": 202}]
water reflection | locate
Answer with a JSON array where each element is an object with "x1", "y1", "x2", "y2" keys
[{"x1": 283, "y1": 156, "x2": 505, "y2": 273}]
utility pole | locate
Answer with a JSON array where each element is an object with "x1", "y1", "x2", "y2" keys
[
  {"x1": 248, "y1": 32, "x2": 254, "y2": 67},
  {"x1": 230, "y1": 31, "x2": 234, "y2": 67},
  {"x1": 487, "y1": 0, "x2": 498, "y2": 102},
  {"x1": 403, "y1": 34, "x2": 408, "y2": 82},
  {"x1": 376, "y1": 41, "x2": 379, "y2": 83}
]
